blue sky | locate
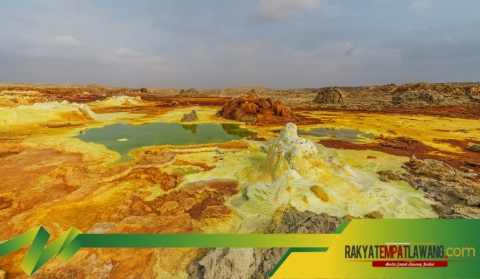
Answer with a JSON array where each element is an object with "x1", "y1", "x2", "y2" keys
[{"x1": 0, "y1": 0, "x2": 479, "y2": 89}]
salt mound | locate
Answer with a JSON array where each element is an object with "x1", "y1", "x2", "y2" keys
[
  {"x1": 252, "y1": 123, "x2": 356, "y2": 185},
  {"x1": 0, "y1": 90, "x2": 47, "y2": 106},
  {"x1": 0, "y1": 100, "x2": 96, "y2": 125},
  {"x1": 229, "y1": 122, "x2": 436, "y2": 231},
  {"x1": 258, "y1": 123, "x2": 320, "y2": 181},
  {"x1": 92, "y1": 96, "x2": 144, "y2": 107}
]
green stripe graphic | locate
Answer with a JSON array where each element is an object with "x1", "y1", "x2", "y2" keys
[
  {"x1": 0, "y1": 226, "x2": 333, "y2": 276},
  {"x1": 268, "y1": 248, "x2": 328, "y2": 277},
  {"x1": 2, "y1": 220, "x2": 480, "y2": 277},
  {"x1": 0, "y1": 227, "x2": 82, "y2": 275}
]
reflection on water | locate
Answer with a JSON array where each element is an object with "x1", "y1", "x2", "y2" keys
[
  {"x1": 181, "y1": 124, "x2": 197, "y2": 134},
  {"x1": 76, "y1": 122, "x2": 256, "y2": 163},
  {"x1": 222, "y1": 124, "x2": 257, "y2": 137}
]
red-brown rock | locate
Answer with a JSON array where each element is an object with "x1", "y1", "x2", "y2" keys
[
  {"x1": 272, "y1": 100, "x2": 293, "y2": 117},
  {"x1": 216, "y1": 93, "x2": 298, "y2": 124}
]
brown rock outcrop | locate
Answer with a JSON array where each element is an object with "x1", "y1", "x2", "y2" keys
[
  {"x1": 313, "y1": 87, "x2": 344, "y2": 104},
  {"x1": 392, "y1": 82, "x2": 476, "y2": 96},
  {"x1": 467, "y1": 143, "x2": 480, "y2": 153},
  {"x1": 389, "y1": 82, "x2": 480, "y2": 105},
  {"x1": 378, "y1": 156, "x2": 480, "y2": 219},
  {"x1": 180, "y1": 88, "x2": 198, "y2": 95},
  {"x1": 216, "y1": 93, "x2": 298, "y2": 124},
  {"x1": 181, "y1": 110, "x2": 199, "y2": 122},
  {"x1": 392, "y1": 90, "x2": 445, "y2": 105}
]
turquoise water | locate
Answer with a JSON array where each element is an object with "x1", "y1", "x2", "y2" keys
[
  {"x1": 271, "y1": 127, "x2": 374, "y2": 142},
  {"x1": 297, "y1": 127, "x2": 374, "y2": 142},
  {"x1": 76, "y1": 122, "x2": 256, "y2": 163}
]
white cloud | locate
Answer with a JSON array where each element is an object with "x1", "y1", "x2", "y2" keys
[
  {"x1": 113, "y1": 48, "x2": 146, "y2": 59},
  {"x1": 13, "y1": 35, "x2": 83, "y2": 57},
  {"x1": 409, "y1": 0, "x2": 431, "y2": 11},
  {"x1": 50, "y1": 36, "x2": 82, "y2": 47},
  {"x1": 255, "y1": 0, "x2": 320, "y2": 21},
  {"x1": 9, "y1": 35, "x2": 165, "y2": 68}
]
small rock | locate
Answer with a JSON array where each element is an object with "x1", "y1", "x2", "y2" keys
[
  {"x1": 181, "y1": 110, "x2": 199, "y2": 122},
  {"x1": 467, "y1": 196, "x2": 480, "y2": 206},
  {"x1": 443, "y1": 208, "x2": 454, "y2": 215},
  {"x1": 180, "y1": 88, "x2": 198, "y2": 95},
  {"x1": 465, "y1": 161, "x2": 480, "y2": 167},
  {"x1": 170, "y1": 100, "x2": 180, "y2": 106},
  {"x1": 364, "y1": 211, "x2": 383, "y2": 219},
  {"x1": 342, "y1": 215, "x2": 355, "y2": 221},
  {"x1": 467, "y1": 143, "x2": 480, "y2": 153},
  {"x1": 380, "y1": 142, "x2": 396, "y2": 148}
]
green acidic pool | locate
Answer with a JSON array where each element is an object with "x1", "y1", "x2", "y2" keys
[{"x1": 76, "y1": 122, "x2": 256, "y2": 163}]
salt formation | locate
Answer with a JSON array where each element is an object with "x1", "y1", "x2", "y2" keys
[
  {"x1": 0, "y1": 90, "x2": 47, "y2": 106},
  {"x1": 256, "y1": 123, "x2": 328, "y2": 182},
  {"x1": 92, "y1": 96, "x2": 144, "y2": 107},
  {"x1": 0, "y1": 100, "x2": 97, "y2": 125},
  {"x1": 230, "y1": 123, "x2": 436, "y2": 231},
  {"x1": 247, "y1": 123, "x2": 358, "y2": 193}
]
